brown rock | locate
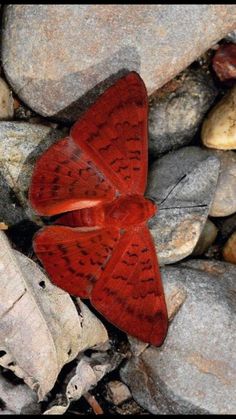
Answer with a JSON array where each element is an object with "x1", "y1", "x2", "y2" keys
[
  {"x1": 213, "y1": 43, "x2": 236, "y2": 81},
  {"x1": 2, "y1": 5, "x2": 236, "y2": 120},
  {"x1": 223, "y1": 231, "x2": 236, "y2": 263}
]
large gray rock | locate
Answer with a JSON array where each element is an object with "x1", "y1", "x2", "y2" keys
[
  {"x1": 147, "y1": 147, "x2": 220, "y2": 265},
  {"x1": 121, "y1": 260, "x2": 236, "y2": 414},
  {"x1": 148, "y1": 69, "x2": 218, "y2": 156},
  {"x1": 2, "y1": 5, "x2": 236, "y2": 120}
]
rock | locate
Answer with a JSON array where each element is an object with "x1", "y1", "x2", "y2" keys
[
  {"x1": 106, "y1": 380, "x2": 132, "y2": 405},
  {"x1": 209, "y1": 150, "x2": 236, "y2": 217},
  {"x1": 192, "y1": 219, "x2": 218, "y2": 256},
  {"x1": 0, "y1": 122, "x2": 67, "y2": 222},
  {"x1": 223, "y1": 231, "x2": 236, "y2": 264},
  {"x1": 0, "y1": 372, "x2": 40, "y2": 414},
  {"x1": 212, "y1": 44, "x2": 236, "y2": 81},
  {"x1": 225, "y1": 30, "x2": 236, "y2": 43},
  {"x1": 0, "y1": 78, "x2": 14, "y2": 120},
  {"x1": 121, "y1": 260, "x2": 236, "y2": 414},
  {"x1": 147, "y1": 146, "x2": 220, "y2": 265},
  {"x1": 2, "y1": 5, "x2": 236, "y2": 120},
  {"x1": 215, "y1": 213, "x2": 236, "y2": 241},
  {"x1": 149, "y1": 69, "x2": 218, "y2": 156},
  {"x1": 201, "y1": 86, "x2": 236, "y2": 150}
]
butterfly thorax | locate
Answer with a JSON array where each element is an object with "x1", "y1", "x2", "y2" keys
[{"x1": 55, "y1": 195, "x2": 156, "y2": 228}]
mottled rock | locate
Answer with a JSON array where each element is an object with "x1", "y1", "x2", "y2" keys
[
  {"x1": 106, "y1": 380, "x2": 132, "y2": 405},
  {"x1": 223, "y1": 231, "x2": 236, "y2": 263},
  {"x1": 209, "y1": 150, "x2": 236, "y2": 217},
  {"x1": 147, "y1": 147, "x2": 220, "y2": 264},
  {"x1": 149, "y1": 69, "x2": 218, "y2": 156},
  {"x1": 212, "y1": 44, "x2": 236, "y2": 81},
  {"x1": 0, "y1": 78, "x2": 14, "y2": 120},
  {"x1": 121, "y1": 260, "x2": 236, "y2": 414},
  {"x1": 201, "y1": 86, "x2": 236, "y2": 150},
  {"x1": 192, "y1": 219, "x2": 218, "y2": 256},
  {"x1": 2, "y1": 5, "x2": 236, "y2": 120},
  {"x1": 0, "y1": 122, "x2": 67, "y2": 222}
]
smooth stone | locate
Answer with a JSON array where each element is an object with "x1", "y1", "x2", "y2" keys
[
  {"x1": 147, "y1": 146, "x2": 220, "y2": 265},
  {"x1": 0, "y1": 78, "x2": 14, "y2": 120},
  {"x1": 149, "y1": 69, "x2": 218, "y2": 156},
  {"x1": 121, "y1": 260, "x2": 236, "y2": 414},
  {"x1": 201, "y1": 86, "x2": 236, "y2": 150},
  {"x1": 192, "y1": 218, "x2": 218, "y2": 256},
  {"x1": 106, "y1": 380, "x2": 132, "y2": 406},
  {"x1": 212, "y1": 44, "x2": 236, "y2": 81},
  {"x1": 209, "y1": 150, "x2": 236, "y2": 217},
  {"x1": 0, "y1": 122, "x2": 67, "y2": 222},
  {"x1": 223, "y1": 231, "x2": 236, "y2": 264},
  {"x1": 2, "y1": 5, "x2": 236, "y2": 120}
]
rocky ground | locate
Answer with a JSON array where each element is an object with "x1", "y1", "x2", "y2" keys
[{"x1": 0, "y1": 5, "x2": 235, "y2": 416}]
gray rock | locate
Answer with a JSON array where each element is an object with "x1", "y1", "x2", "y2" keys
[
  {"x1": 225, "y1": 29, "x2": 236, "y2": 43},
  {"x1": 147, "y1": 146, "x2": 220, "y2": 265},
  {"x1": 149, "y1": 69, "x2": 218, "y2": 156},
  {"x1": 121, "y1": 260, "x2": 236, "y2": 414},
  {"x1": 2, "y1": 5, "x2": 236, "y2": 120},
  {"x1": 209, "y1": 150, "x2": 236, "y2": 217},
  {"x1": 0, "y1": 122, "x2": 66, "y2": 222},
  {"x1": 192, "y1": 218, "x2": 218, "y2": 256}
]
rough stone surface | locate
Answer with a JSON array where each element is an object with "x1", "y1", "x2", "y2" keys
[
  {"x1": 148, "y1": 69, "x2": 218, "y2": 156},
  {"x1": 121, "y1": 260, "x2": 236, "y2": 414},
  {"x1": 201, "y1": 86, "x2": 236, "y2": 150},
  {"x1": 147, "y1": 147, "x2": 220, "y2": 265},
  {"x1": 192, "y1": 218, "x2": 218, "y2": 256},
  {"x1": 0, "y1": 78, "x2": 14, "y2": 120},
  {"x1": 223, "y1": 231, "x2": 236, "y2": 264},
  {"x1": 2, "y1": 5, "x2": 236, "y2": 120},
  {"x1": 209, "y1": 150, "x2": 236, "y2": 217},
  {"x1": 0, "y1": 122, "x2": 66, "y2": 223}
]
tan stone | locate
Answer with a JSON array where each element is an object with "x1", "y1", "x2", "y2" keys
[
  {"x1": 201, "y1": 86, "x2": 236, "y2": 150},
  {"x1": 223, "y1": 231, "x2": 236, "y2": 264}
]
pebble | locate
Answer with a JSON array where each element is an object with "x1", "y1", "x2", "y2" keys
[
  {"x1": 223, "y1": 231, "x2": 236, "y2": 264},
  {"x1": 147, "y1": 146, "x2": 220, "y2": 265},
  {"x1": 212, "y1": 44, "x2": 236, "y2": 81},
  {"x1": 106, "y1": 380, "x2": 132, "y2": 406},
  {"x1": 0, "y1": 122, "x2": 67, "y2": 222},
  {"x1": 2, "y1": 5, "x2": 235, "y2": 120},
  {"x1": 121, "y1": 260, "x2": 236, "y2": 414},
  {"x1": 149, "y1": 69, "x2": 218, "y2": 156},
  {"x1": 201, "y1": 86, "x2": 236, "y2": 150},
  {"x1": 209, "y1": 150, "x2": 236, "y2": 217},
  {"x1": 0, "y1": 78, "x2": 14, "y2": 119},
  {"x1": 192, "y1": 219, "x2": 218, "y2": 256}
]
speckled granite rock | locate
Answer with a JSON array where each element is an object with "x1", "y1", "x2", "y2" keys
[
  {"x1": 2, "y1": 4, "x2": 236, "y2": 120},
  {"x1": 147, "y1": 147, "x2": 220, "y2": 264}
]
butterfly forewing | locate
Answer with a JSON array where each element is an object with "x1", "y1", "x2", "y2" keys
[
  {"x1": 29, "y1": 137, "x2": 116, "y2": 216},
  {"x1": 33, "y1": 225, "x2": 120, "y2": 298},
  {"x1": 91, "y1": 226, "x2": 168, "y2": 346},
  {"x1": 71, "y1": 72, "x2": 148, "y2": 195}
]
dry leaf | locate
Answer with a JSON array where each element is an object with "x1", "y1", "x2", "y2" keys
[{"x1": 0, "y1": 230, "x2": 82, "y2": 400}]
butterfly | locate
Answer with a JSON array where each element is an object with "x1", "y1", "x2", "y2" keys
[{"x1": 29, "y1": 71, "x2": 168, "y2": 346}]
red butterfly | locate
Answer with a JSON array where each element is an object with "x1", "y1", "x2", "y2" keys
[{"x1": 29, "y1": 72, "x2": 168, "y2": 346}]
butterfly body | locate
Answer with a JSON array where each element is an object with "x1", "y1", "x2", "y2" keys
[
  {"x1": 56, "y1": 195, "x2": 156, "y2": 229},
  {"x1": 29, "y1": 72, "x2": 168, "y2": 346}
]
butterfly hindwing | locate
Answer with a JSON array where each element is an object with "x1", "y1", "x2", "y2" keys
[
  {"x1": 91, "y1": 225, "x2": 168, "y2": 346},
  {"x1": 71, "y1": 72, "x2": 148, "y2": 195},
  {"x1": 33, "y1": 225, "x2": 120, "y2": 298},
  {"x1": 29, "y1": 137, "x2": 116, "y2": 216}
]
